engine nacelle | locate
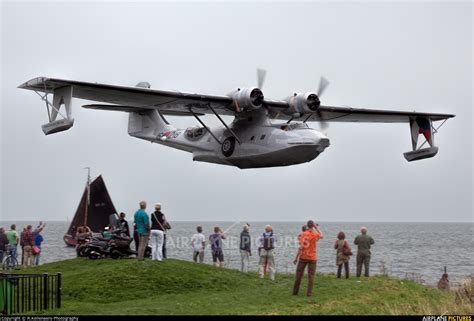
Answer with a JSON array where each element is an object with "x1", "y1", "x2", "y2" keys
[
  {"x1": 285, "y1": 92, "x2": 320, "y2": 114},
  {"x1": 228, "y1": 87, "x2": 264, "y2": 112}
]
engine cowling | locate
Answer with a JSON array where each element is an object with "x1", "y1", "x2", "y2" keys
[
  {"x1": 228, "y1": 87, "x2": 264, "y2": 112},
  {"x1": 285, "y1": 92, "x2": 320, "y2": 114}
]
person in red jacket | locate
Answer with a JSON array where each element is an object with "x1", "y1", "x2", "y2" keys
[
  {"x1": 20, "y1": 225, "x2": 34, "y2": 267},
  {"x1": 293, "y1": 220, "x2": 324, "y2": 297}
]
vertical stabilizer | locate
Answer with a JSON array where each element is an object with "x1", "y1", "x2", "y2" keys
[{"x1": 128, "y1": 110, "x2": 176, "y2": 139}]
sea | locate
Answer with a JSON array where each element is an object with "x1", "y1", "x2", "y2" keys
[{"x1": 2, "y1": 221, "x2": 472, "y2": 286}]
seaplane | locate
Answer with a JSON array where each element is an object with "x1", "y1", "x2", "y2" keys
[{"x1": 19, "y1": 70, "x2": 454, "y2": 168}]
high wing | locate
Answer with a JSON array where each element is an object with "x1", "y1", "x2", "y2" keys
[
  {"x1": 269, "y1": 105, "x2": 455, "y2": 123},
  {"x1": 19, "y1": 76, "x2": 455, "y2": 163},
  {"x1": 19, "y1": 77, "x2": 236, "y2": 116},
  {"x1": 19, "y1": 77, "x2": 454, "y2": 123}
]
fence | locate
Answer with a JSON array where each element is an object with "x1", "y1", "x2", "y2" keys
[{"x1": 0, "y1": 272, "x2": 61, "y2": 315}]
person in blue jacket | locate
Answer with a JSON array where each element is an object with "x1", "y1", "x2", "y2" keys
[{"x1": 34, "y1": 230, "x2": 44, "y2": 265}]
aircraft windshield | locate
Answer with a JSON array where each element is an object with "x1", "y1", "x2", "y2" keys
[
  {"x1": 279, "y1": 123, "x2": 310, "y2": 131},
  {"x1": 186, "y1": 126, "x2": 205, "y2": 139},
  {"x1": 289, "y1": 123, "x2": 310, "y2": 130}
]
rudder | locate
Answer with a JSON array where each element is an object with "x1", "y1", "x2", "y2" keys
[{"x1": 128, "y1": 110, "x2": 176, "y2": 139}]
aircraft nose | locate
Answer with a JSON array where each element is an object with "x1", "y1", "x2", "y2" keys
[
  {"x1": 286, "y1": 130, "x2": 330, "y2": 152},
  {"x1": 316, "y1": 135, "x2": 330, "y2": 152}
]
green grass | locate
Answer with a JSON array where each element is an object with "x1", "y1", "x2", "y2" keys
[{"x1": 14, "y1": 258, "x2": 470, "y2": 315}]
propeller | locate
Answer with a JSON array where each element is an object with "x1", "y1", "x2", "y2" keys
[
  {"x1": 315, "y1": 76, "x2": 329, "y2": 132},
  {"x1": 250, "y1": 88, "x2": 264, "y2": 106},
  {"x1": 257, "y1": 68, "x2": 267, "y2": 89},
  {"x1": 317, "y1": 77, "x2": 329, "y2": 97}
]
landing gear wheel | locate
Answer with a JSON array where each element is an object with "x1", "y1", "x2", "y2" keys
[{"x1": 222, "y1": 137, "x2": 236, "y2": 157}]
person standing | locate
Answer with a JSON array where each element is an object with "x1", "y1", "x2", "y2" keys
[
  {"x1": 118, "y1": 212, "x2": 130, "y2": 237},
  {"x1": 34, "y1": 230, "x2": 44, "y2": 266},
  {"x1": 293, "y1": 224, "x2": 308, "y2": 265},
  {"x1": 257, "y1": 225, "x2": 277, "y2": 280},
  {"x1": 21, "y1": 226, "x2": 27, "y2": 265},
  {"x1": 134, "y1": 201, "x2": 150, "y2": 261},
  {"x1": 151, "y1": 203, "x2": 171, "y2": 259},
  {"x1": 150, "y1": 204, "x2": 165, "y2": 261},
  {"x1": 133, "y1": 223, "x2": 140, "y2": 252},
  {"x1": 209, "y1": 227, "x2": 226, "y2": 267},
  {"x1": 191, "y1": 225, "x2": 206, "y2": 263},
  {"x1": 31, "y1": 222, "x2": 46, "y2": 265},
  {"x1": 20, "y1": 225, "x2": 35, "y2": 267},
  {"x1": 334, "y1": 231, "x2": 351, "y2": 279},
  {"x1": 239, "y1": 224, "x2": 251, "y2": 272},
  {"x1": 354, "y1": 226, "x2": 375, "y2": 277},
  {"x1": 5, "y1": 224, "x2": 19, "y2": 261},
  {"x1": 293, "y1": 220, "x2": 323, "y2": 296},
  {"x1": 0, "y1": 228, "x2": 9, "y2": 263}
]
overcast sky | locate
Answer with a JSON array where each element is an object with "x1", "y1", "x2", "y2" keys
[{"x1": 1, "y1": 1, "x2": 472, "y2": 223}]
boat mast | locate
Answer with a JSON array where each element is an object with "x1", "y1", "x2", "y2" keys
[{"x1": 84, "y1": 167, "x2": 91, "y2": 227}]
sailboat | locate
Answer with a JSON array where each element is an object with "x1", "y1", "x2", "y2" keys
[{"x1": 63, "y1": 171, "x2": 118, "y2": 247}]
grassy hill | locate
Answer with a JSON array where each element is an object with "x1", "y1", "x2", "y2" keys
[{"x1": 20, "y1": 258, "x2": 470, "y2": 315}]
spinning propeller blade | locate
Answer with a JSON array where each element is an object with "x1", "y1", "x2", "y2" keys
[
  {"x1": 257, "y1": 68, "x2": 267, "y2": 89},
  {"x1": 316, "y1": 76, "x2": 330, "y2": 132},
  {"x1": 317, "y1": 76, "x2": 329, "y2": 97}
]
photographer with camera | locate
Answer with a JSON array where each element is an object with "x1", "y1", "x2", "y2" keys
[{"x1": 293, "y1": 220, "x2": 324, "y2": 297}]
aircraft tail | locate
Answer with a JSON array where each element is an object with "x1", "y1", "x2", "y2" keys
[{"x1": 128, "y1": 110, "x2": 176, "y2": 140}]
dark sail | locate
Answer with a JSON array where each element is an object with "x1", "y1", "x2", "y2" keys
[{"x1": 64, "y1": 175, "x2": 117, "y2": 246}]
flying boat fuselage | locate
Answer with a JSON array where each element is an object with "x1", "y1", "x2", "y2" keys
[{"x1": 130, "y1": 111, "x2": 330, "y2": 169}]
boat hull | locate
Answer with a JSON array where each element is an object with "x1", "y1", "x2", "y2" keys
[{"x1": 63, "y1": 234, "x2": 77, "y2": 247}]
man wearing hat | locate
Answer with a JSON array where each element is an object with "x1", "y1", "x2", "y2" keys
[
  {"x1": 150, "y1": 202, "x2": 171, "y2": 259},
  {"x1": 293, "y1": 220, "x2": 324, "y2": 297}
]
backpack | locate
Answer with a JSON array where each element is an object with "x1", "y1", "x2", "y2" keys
[
  {"x1": 341, "y1": 240, "x2": 352, "y2": 256},
  {"x1": 262, "y1": 232, "x2": 274, "y2": 251}
]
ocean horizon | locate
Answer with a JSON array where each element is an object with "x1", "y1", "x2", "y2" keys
[{"x1": 1, "y1": 220, "x2": 472, "y2": 287}]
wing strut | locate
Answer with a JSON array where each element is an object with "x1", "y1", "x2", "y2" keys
[
  {"x1": 189, "y1": 108, "x2": 222, "y2": 145},
  {"x1": 416, "y1": 119, "x2": 448, "y2": 150},
  {"x1": 208, "y1": 104, "x2": 241, "y2": 145}
]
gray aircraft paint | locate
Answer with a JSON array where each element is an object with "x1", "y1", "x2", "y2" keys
[{"x1": 129, "y1": 109, "x2": 329, "y2": 168}]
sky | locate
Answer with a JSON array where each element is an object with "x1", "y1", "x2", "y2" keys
[{"x1": 1, "y1": 1, "x2": 472, "y2": 223}]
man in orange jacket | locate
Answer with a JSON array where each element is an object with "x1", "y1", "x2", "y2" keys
[{"x1": 293, "y1": 220, "x2": 324, "y2": 297}]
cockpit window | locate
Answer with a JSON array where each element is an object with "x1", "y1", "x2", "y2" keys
[
  {"x1": 289, "y1": 123, "x2": 310, "y2": 130},
  {"x1": 185, "y1": 126, "x2": 205, "y2": 139}
]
